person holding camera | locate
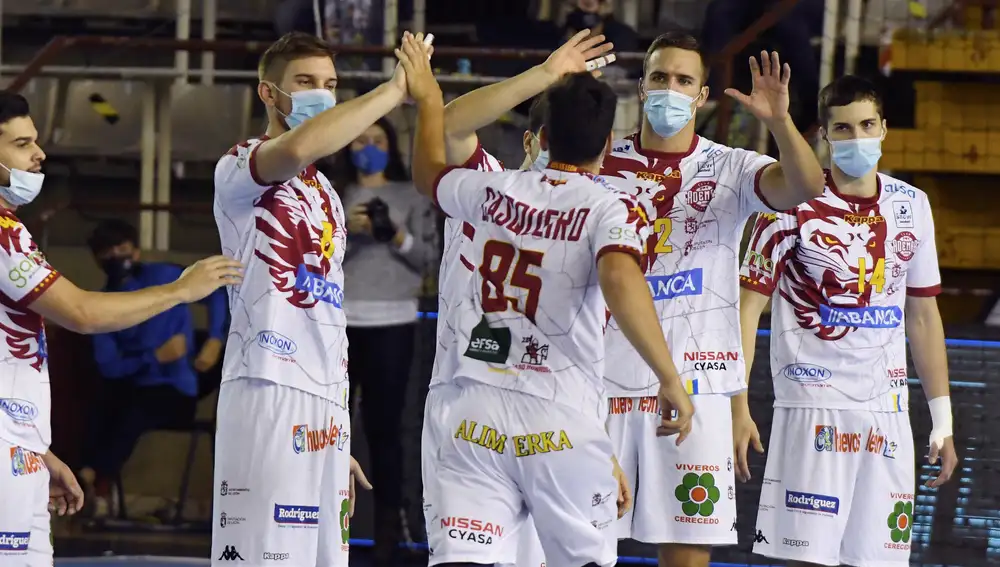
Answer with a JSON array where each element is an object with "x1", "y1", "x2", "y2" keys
[{"x1": 331, "y1": 116, "x2": 437, "y2": 562}]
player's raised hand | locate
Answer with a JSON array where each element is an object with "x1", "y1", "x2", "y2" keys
[
  {"x1": 656, "y1": 379, "x2": 694, "y2": 445},
  {"x1": 395, "y1": 32, "x2": 441, "y2": 105},
  {"x1": 724, "y1": 50, "x2": 791, "y2": 125},
  {"x1": 390, "y1": 31, "x2": 434, "y2": 98},
  {"x1": 174, "y1": 256, "x2": 243, "y2": 303},
  {"x1": 541, "y1": 29, "x2": 616, "y2": 79},
  {"x1": 925, "y1": 436, "x2": 957, "y2": 488},
  {"x1": 349, "y1": 456, "x2": 373, "y2": 517}
]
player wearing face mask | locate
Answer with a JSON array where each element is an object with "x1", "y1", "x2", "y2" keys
[
  {"x1": 596, "y1": 31, "x2": 825, "y2": 567},
  {"x1": 739, "y1": 75, "x2": 957, "y2": 567},
  {"x1": 209, "y1": 30, "x2": 432, "y2": 567}
]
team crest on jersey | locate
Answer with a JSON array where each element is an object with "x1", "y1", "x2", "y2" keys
[
  {"x1": 891, "y1": 231, "x2": 918, "y2": 261},
  {"x1": 685, "y1": 181, "x2": 715, "y2": 212}
]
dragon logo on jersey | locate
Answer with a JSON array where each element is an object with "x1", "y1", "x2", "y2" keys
[
  {"x1": 0, "y1": 216, "x2": 49, "y2": 371},
  {"x1": 254, "y1": 178, "x2": 342, "y2": 309},
  {"x1": 601, "y1": 138, "x2": 682, "y2": 273},
  {"x1": 779, "y1": 201, "x2": 889, "y2": 341}
]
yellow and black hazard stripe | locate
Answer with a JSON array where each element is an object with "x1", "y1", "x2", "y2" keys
[{"x1": 88, "y1": 93, "x2": 119, "y2": 125}]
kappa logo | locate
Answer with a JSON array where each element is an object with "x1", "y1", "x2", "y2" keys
[{"x1": 218, "y1": 546, "x2": 245, "y2": 561}]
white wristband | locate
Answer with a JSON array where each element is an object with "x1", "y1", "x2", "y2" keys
[{"x1": 928, "y1": 396, "x2": 953, "y2": 450}]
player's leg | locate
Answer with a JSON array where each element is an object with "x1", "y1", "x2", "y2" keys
[
  {"x1": 753, "y1": 408, "x2": 861, "y2": 567},
  {"x1": 212, "y1": 378, "x2": 326, "y2": 567},
  {"x1": 25, "y1": 463, "x2": 52, "y2": 567},
  {"x1": 624, "y1": 394, "x2": 735, "y2": 567},
  {"x1": 838, "y1": 410, "x2": 915, "y2": 567},
  {"x1": 421, "y1": 383, "x2": 463, "y2": 546},
  {"x1": 513, "y1": 392, "x2": 619, "y2": 567},
  {"x1": 428, "y1": 382, "x2": 525, "y2": 567},
  {"x1": 317, "y1": 397, "x2": 352, "y2": 567},
  {"x1": 1, "y1": 445, "x2": 47, "y2": 567},
  {"x1": 604, "y1": 396, "x2": 640, "y2": 541}
]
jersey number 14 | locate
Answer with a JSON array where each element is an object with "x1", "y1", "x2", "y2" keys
[
  {"x1": 857, "y1": 256, "x2": 885, "y2": 294},
  {"x1": 479, "y1": 240, "x2": 544, "y2": 323}
]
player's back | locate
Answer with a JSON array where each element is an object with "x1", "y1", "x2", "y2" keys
[
  {"x1": 430, "y1": 144, "x2": 504, "y2": 389},
  {"x1": 435, "y1": 164, "x2": 645, "y2": 418}
]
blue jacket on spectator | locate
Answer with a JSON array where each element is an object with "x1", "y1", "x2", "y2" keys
[{"x1": 92, "y1": 262, "x2": 228, "y2": 397}]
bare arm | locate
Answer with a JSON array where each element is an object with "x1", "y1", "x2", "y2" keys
[
  {"x1": 598, "y1": 252, "x2": 681, "y2": 385},
  {"x1": 31, "y1": 255, "x2": 241, "y2": 335},
  {"x1": 413, "y1": 95, "x2": 447, "y2": 199},
  {"x1": 444, "y1": 66, "x2": 558, "y2": 164},
  {"x1": 255, "y1": 81, "x2": 405, "y2": 184},
  {"x1": 31, "y1": 278, "x2": 185, "y2": 335},
  {"x1": 443, "y1": 30, "x2": 614, "y2": 164},
  {"x1": 758, "y1": 116, "x2": 826, "y2": 210},
  {"x1": 734, "y1": 287, "x2": 771, "y2": 411},
  {"x1": 905, "y1": 295, "x2": 951, "y2": 402}
]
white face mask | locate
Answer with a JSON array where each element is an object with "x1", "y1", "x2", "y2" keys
[
  {"x1": 530, "y1": 134, "x2": 549, "y2": 172},
  {"x1": 0, "y1": 162, "x2": 44, "y2": 207}
]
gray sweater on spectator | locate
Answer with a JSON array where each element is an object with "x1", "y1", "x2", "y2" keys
[{"x1": 341, "y1": 181, "x2": 438, "y2": 327}]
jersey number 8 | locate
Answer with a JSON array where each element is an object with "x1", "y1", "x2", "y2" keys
[{"x1": 479, "y1": 240, "x2": 544, "y2": 323}]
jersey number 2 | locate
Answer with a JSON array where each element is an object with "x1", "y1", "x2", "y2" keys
[
  {"x1": 857, "y1": 257, "x2": 885, "y2": 293},
  {"x1": 653, "y1": 218, "x2": 673, "y2": 253},
  {"x1": 479, "y1": 240, "x2": 544, "y2": 322}
]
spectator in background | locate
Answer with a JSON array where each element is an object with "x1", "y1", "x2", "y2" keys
[
  {"x1": 563, "y1": 0, "x2": 639, "y2": 58},
  {"x1": 329, "y1": 117, "x2": 437, "y2": 564},
  {"x1": 77, "y1": 220, "x2": 228, "y2": 517}
]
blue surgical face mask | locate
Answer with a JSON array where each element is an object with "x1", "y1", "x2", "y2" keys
[
  {"x1": 643, "y1": 89, "x2": 697, "y2": 138},
  {"x1": 830, "y1": 136, "x2": 883, "y2": 178},
  {"x1": 530, "y1": 134, "x2": 549, "y2": 172},
  {"x1": 350, "y1": 144, "x2": 389, "y2": 175},
  {"x1": 0, "y1": 163, "x2": 44, "y2": 207},
  {"x1": 272, "y1": 85, "x2": 336, "y2": 130}
]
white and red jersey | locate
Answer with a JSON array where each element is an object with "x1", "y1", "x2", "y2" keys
[
  {"x1": 430, "y1": 143, "x2": 505, "y2": 389},
  {"x1": 0, "y1": 209, "x2": 59, "y2": 453},
  {"x1": 214, "y1": 137, "x2": 350, "y2": 406},
  {"x1": 740, "y1": 172, "x2": 941, "y2": 412},
  {"x1": 433, "y1": 163, "x2": 648, "y2": 417},
  {"x1": 600, "y1": 133, "x2": 777, "y2": 397}
]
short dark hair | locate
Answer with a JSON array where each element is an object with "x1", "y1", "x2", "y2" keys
[
  {"x1": 528, "y1": 94, "x2": 548, "y2": 135},
  {"x1": 87, "y1": 219, "x2": 138, "y2": 255},
  {"x1": 0, "y1": 92, "x2": 31, "y2": 134},
  {"x1": 258, "y1": 32, "x2": 336, "y2": 82},
  {"x1": 543, "y1": 73, "x2": 617, "y2": 165},
  {"x1": 818, "y1": 75, "x2": 883, "y2": 127},
  {"x1": 643, "y1": 31, "x2": 709, "y2": 83}
]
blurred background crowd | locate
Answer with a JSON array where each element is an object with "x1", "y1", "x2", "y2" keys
[{"x1": 7, "y1": 0, "x2": 1000, "y2": 566}]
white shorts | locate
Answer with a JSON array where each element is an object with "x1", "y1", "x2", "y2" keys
[
  {"x1": 606, "y1": 394, "x2": 736, "y2": 546},
  {"x1": 0, "y1": 444, "x2": 52, "y2": 567},
  {"x1": 753, "y1": 407, "x2": 915, "y2": 567},
  {"x1": 421, "y1": 384, "x2": 546, "y2": 567},
  {"x1": 212, "y1": 378, "x2": 351, "y2": 567},
  {"x1": 426, "y1": 380, "x2": 618, "y2": 567}
]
